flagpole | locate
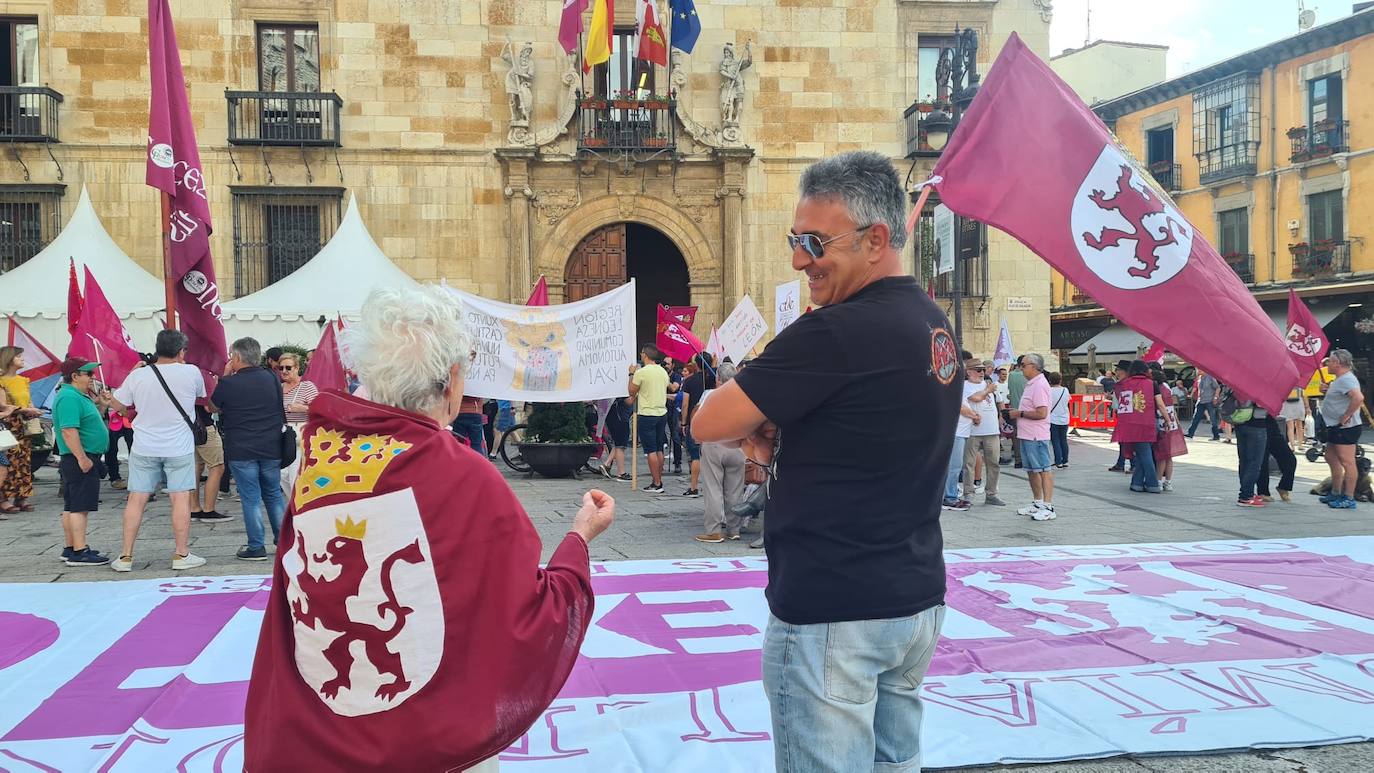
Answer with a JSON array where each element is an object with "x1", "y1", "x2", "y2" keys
[{"x1": 160, "y1": 191, "x2": 177, "y2": 330}]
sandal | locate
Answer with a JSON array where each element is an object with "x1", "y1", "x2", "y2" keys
[
  {"x1": 16, "y1": 504, "x2": 35, "y2": 512},
  {"x1": 0, "y1": 505, "x2": 19, "y2": 514}
]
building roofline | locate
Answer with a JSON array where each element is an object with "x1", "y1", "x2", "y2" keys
[
  {"x1": 1092, "y1": 7, "x2": 1374, "y2": 120},
  {"x1": 1050, "y1": 39, "x2": 1169, "y2": 60}
]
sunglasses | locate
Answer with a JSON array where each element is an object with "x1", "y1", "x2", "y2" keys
[
  {"x1": 277, "y1": 365, "x2": 295, "y2": 372},
  {"x1": 786, "y1": 224, "x2": 873, "y2": 260}
]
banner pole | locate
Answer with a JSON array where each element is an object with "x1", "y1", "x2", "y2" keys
[
  {"x1": 631, "y1": 407, "x2": 639, "y2": 489},
  {"x1": 159, "y1": 191, "x2": 177, "y2": 330}
]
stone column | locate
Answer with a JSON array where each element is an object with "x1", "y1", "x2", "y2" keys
[
  {"x1": 495, "y1": 148, "x2": 536, "y2": 302},
  {"x1": 716, "y1": 147, "x2": 754, "y2": 308}
]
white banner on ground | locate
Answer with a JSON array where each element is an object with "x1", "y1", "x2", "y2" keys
[
  {"x1": 447, "y1": 282, "x2": 636, "y2": 401},
  {"x1": 934, "y1": 203, "x2": 955, "y2": 276},
  {"x1": 717, "y1": 296, "x2": 767, "y2": 363},
  {"x1": 774, "y1": 280, "x2": 801, "y2": 334}
]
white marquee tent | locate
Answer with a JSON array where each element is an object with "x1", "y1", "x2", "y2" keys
[
  {"x1": 220, "y1": 194, "x2": 419, "y2": 346},
  {"x1": 0, "y1": 186, "x2": 165, "y2": 352}
]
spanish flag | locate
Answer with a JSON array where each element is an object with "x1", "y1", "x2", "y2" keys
[{"x1": 584, "y1": 0, "x2": 614, "y2": 73}]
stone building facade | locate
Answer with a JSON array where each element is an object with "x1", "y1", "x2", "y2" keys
[{"x1": 2, "y1": 0, "x2": 1053, "y2": 356}]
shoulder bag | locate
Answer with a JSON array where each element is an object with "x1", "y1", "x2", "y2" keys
[
  {"x1": 149, "y1": 365, "x2": 208, "y2": 446},
  {"x1": 278, "y1": 378, "x2": 298, "y2": 469},
  {"x1": 0, "y1": 427, "x2": 18, "y2": 452}
]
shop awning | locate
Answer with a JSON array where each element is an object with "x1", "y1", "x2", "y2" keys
[{"x1": 1068, "y1": 300, "x2": 1350, "y2": 358}]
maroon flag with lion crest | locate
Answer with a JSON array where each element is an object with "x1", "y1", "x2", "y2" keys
[{"x1": 931, "y1": 34, "x2": 1297, "y2": 411}]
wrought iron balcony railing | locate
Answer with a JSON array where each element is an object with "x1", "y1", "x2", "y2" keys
[
  {"x1": 577, "y1": 96, "x2": 676, "y2": 156},
  {"x1": 0, "y1": 86, "x2": 63, "y2": 142},
  {"x1": 1222, "y1": 252, "x2": 1254, "y2": 284},
  {"x1": 1288, "y1": 120, "x2": 1349, "y2": 163},
  {"x1": 226, "y1": 91, "x2": 343, "y2": 146},
  {"x1": 1147, "y1": 161, "x2": 1181, "y2": 193},
  {"x1": 1290, "y1": 241, "x2": 1351, "y2": 278}
]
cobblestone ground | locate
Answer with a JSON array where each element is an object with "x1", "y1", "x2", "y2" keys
[{"x1": 2, "y1": 430, "x2": 1371, "y2": 770}]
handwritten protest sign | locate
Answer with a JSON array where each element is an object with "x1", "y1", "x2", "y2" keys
[
  {"x1": 774, "y1": 280, "x2": 800, "y2": 333},
  {"x1": 447, "y1": 282, "x2": 636, "y2": 401},
  {"x1": 717, "y1": 295, "x2": 767, "y2": 363}
]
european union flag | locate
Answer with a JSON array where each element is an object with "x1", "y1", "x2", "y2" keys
[{"x1": 670, "y1": 0, "x2": 701, "y2": 54}]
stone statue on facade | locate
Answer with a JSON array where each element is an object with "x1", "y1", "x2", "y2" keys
[
  {"x1": 719, "y1": 42, "x2": 752, "y2": 131},
  {"x1": 502, "y1": 38, "x2": 534, "y2": 145}
]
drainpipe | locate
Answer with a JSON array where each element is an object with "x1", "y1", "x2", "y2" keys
[{"x1": 1269, "y1": 63, "x2": 1279, "y2": 284}]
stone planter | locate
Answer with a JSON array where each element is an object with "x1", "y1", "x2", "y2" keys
[{"x1": 517, "y1": 442, "x2": 600, "y2": 479}]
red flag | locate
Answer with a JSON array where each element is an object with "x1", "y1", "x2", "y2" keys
[
  {"x1": 661, "y1": 304, "x2": 697, "y2": 330},
  {"x1": 1284, "y1": 289, "x2": 1330, "y2": 380},
  {"x1": 656, "y1": 305, "x2": 702, "y2": 361},
  {"x1": 306, "y1": 321, "x2": 348, "y2": 393},
  {"x1": 526, "y1": 275, "x2": 550, "y2": 306},
  {"x1": 558, "y1": 0, "x2": 589, "y2": 54},
  {"x1": 69, "y1": 267, "x2": 142, "y2": 388},
  {"x1": 6, "y1": 316, "x2": 62, "y2": 380},
  {"x1": 147, "y1": 0, "x2": 228, "y2": 381},
  {"x1": 1143, "y1": 341, "x2": 1166, "y2": 363},
  {"x1": 930, "y1": 34, "x2": 1297, "y2": 413},
  {"x1": 634, "y1": 0, "x2": 669, "y2": 66},
  {"x1": 66, "y1": 258, "x2": 84, "y2": 335}
]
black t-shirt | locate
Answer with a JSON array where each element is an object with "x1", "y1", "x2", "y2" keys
[
  {"x1": 682, "y1": 372, "x2": 707, "y2": 422},
  {"x1": 734, "y1": 276, "x2": 959, "y2": 625},
  {"x1": 212, "y1": 366, "x2": 285, "y2": 462}
]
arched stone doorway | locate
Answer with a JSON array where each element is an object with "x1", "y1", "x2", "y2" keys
[{"x1": 565, "y1": 222, "x2": 690, "y2": 346}]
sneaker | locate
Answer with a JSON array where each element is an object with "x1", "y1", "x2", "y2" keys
[
  {"x1": 1319, "y1": 492, "x2": 1340, "y2": 504},
  {"x1": 695, "y1": 532, "x2": 724, "y2": 543},
  {"x1": 984, "y1": 495, "x2": 1007, "y2": 507},
  {"x1": 65, "y1": 548, "x2": 111, "y2": 566},
  {"x1": 749, "y1": 536, "x2": 765, "y2": 549},
  {"x1": 1161, "y1": 480, "x2": 1174, "y2": 492},
  {"x1": 172, "y1": 553, "x2": 207, "y2": 571},
  {"x1": 1018, "y1": 501, "x2": 1046, "y2": 516},
  {"x1": 682, "y1": 489, "x2": 702, "y2": 499},
  {"x1": 643, "y1": 483, "x2": 664, "y2": 493},
  {"x1": 236, "y1": 546, "x2": 269, "y2": 561},
  {"x1": 726, "y1": 533, "x2": 741, "y2": 541},
  {"x1": 974, "y1": 480, "x2": 985, "y2": 495},
  {"x1": 1330, "y1": 496, "x2": 1358, "y2": 509},
  {"x1": 1236, "y1": 496, "x2": 1265, "y2": 508},
  {"x1": 942, "y1": 498, "x2": 971, "y2": 512},
  {"x1": 1030, "y1": 505, "x2": 1057, "y2": 521},
  {"x1": 111, "y1": 555, "x2": 133, "y2": 573},
  {"x1": 674, "y1": 465, "x2": 684, "y2": 475},
  {"x1": 110, "y1": 479, "x2": 127, "y2": 490},
  {"x1": 57, "y1": 546, "x2": 74, "y2": 562},
  {"x1": 1107, "y1": 465, "x2": 1125, "y2": 472},
  {"x1": 193, "y1": 510, "x2": 233, "y2": 522},
  {"x1": 615, "y1": 473, "x2": 632, "y2": 482}
]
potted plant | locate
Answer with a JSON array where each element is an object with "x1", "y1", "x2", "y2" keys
[
  {"x1": 583, "y1": 136, "x2": 609, "y2": 148},
  {"x1": 517, "y1": 402, "x2": 599, "y2": 478},
  {"x1": 643, "y1": 132, "x2": 669, "y2": 148},
  {"x1": 642, "y1": 92, "x2": 670, "y2": 110},
  {"x1": 611, "y1": 89, "x2": 637, "y2": 110},
  {"x1": 1286, "y1": 126, "x2": 1308, "y2": 140},
  {"x1": 580, "y1": 97, "x2": 608, "y2": 110}
]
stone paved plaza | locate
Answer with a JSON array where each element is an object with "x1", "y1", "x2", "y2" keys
[{"x1": 2, "y1": 431, "x2": 1372, "y2": 771}]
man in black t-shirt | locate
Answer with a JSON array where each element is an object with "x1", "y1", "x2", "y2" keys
[{"x1": 694, "y1": 151, "x2": 958, "y2": 771}]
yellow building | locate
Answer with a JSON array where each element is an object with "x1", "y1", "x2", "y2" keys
[
  {"x1": 1051, "y1": 8, "x2": 1374, "y2": 377},
  {"x1": 0, "y1": 0, "x2": 1053, "y2": 358}
]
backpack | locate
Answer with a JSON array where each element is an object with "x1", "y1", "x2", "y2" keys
[{"x1": 1217, "y1": 386, "x2": 1252, "y2": 425}]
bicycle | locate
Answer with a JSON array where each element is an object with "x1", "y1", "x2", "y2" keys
[{"x1": 497, "y1": 423, "x2": 532, "y2": 473}]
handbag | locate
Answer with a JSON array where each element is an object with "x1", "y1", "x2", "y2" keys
[
  {"x1": 277, "y1": 383, "x2": 298, "y2": 469},
  {"x1": 0, "y1": 427, "x2": 18, "y2": 452},
  {"x1": 148, "y1": 364, "x2": 208, "y2": 446},
  {"x1": 23, "y1": 416, "x2": 43, "y2": 439}
]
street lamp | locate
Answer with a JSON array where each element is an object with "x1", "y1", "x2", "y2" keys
[{"x1": 922, "y1": 107, "x2": 952, "y2": 151}]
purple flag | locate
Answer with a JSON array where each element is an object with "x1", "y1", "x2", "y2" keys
[
  {"x1": 147, "y1": 0, "x2": 227, "y2": 378},
  {"x1": 559, "y1": 0, "x2": 589, "y2": 54}
]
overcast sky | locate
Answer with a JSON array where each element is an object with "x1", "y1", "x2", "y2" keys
[{"x1": 1049, "y1": 0, "x2": 1359, "y2": 77}]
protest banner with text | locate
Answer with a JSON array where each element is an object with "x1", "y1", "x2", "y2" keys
[
  {"x1": 717, "y1": 296, "x2": 767, "y2": 363},
  {"x1": 774, "y1": 280, "x2": 800, "y2": 333}
]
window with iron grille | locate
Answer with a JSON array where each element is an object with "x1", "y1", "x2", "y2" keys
[
  {"x1": 1192, "y1": 74, "x2": 1260, "y2": 183},
  {"x1": 231, "y1": 188, "x2": 342, "y2": 296},
  {"x1": 0, "y1": 184, "x2": 62, "y2": 274}
]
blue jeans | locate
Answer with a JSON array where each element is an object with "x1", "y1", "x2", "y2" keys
[
  {"x1": 1130, "y1": 442, "x2": 1159, "y2": 490},
  {"x1": 452, "y1": 412, "x2": 486, "y2": 456},
  {"x1": 944, "y1": 436, "x2": 967, "y2": 501},
  {"x1": 1235, "y1": 422, "x2": 1268, "y2": 499},
  {"x1": 762, "y1": 605, "x2": 946, "y2": 772},
  {"x1": 229, "y1": 459, "x2": 285, "y2": 550},
  {"x1": 1188, "y1": 402, "x2": 1221, "y2": 439},
  {"x1": 1050, "y1": 423, "x2": 1069, "y2": 466}
]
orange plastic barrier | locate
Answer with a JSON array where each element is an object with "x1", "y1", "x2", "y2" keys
[{"x1": 1069, "y1": 393, "x2": 1116, "y2": 429}]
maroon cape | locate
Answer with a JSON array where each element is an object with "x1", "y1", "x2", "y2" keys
[
  {"x1": 1112, "y1": 374, "x2": 1159, "y2": 445},
  {"x1": 244, "y1": 392, "x2": 593, "y2": 771}
]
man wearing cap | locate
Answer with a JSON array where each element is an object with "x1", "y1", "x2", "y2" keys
[{"x1": 52, "y1": 358, "x2": 112, "y2": 566}]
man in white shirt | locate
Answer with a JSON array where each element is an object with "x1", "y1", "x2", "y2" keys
[
  {"x1": 104, "y1": 330, "x2": 207, "y2": 572},
  {"x1": 962, "y1": 359, "x2": 1005, "y2": 506}
]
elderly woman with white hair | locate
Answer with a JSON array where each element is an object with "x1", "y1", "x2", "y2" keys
[
  {"x1": 244, "y1": 285, "x2": 615, "y2": 773},
  {"x1": 695, "y1": 361, "x2": 748, "y2": 542}
]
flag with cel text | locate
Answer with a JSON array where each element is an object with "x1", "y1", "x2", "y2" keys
[
  {"x1": 930, "y1": 34, "x2": 1297, "y2": 412},
  {"x1": 1284, "y1": 289, "x2": 1330, "y2": 381},
  {"x1": 147, "y1": 0, "x2": 228, "y2": 381}
]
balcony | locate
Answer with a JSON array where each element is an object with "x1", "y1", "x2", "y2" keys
[
  {"x1": 577, "y1": 94, "x2": 676, "y2": 156},
  {"x1": 1148, "y1": 160, "x2": 1181, "y2": 193},
  {"x1": 1197, "y1": 141, "x2": 1258, "y2": 185},
  {"x1": 903, "y1": 100, "x2": 952, "y2": 158},
  {"x1": 1222, "y1": 252, "x2": 1254, "y2": 284},
  {"x1": 0, "y1": 86, "x2": 63, "y2": 142},
  {"x1": 1290, "y1": 241, "x2": 1352, "y2": 278},
  {"x1": 226, "y1": 91, "x2": 343, "y2": 146},
  {"x1": 1070, "y1": 291, "x2": 1095, "y2": 305},
  {"x1": 1288, "y1": 120, "x2": 1349, "y2": 163}
]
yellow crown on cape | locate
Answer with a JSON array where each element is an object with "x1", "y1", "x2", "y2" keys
[
  {"x1": 334, "y1": 515, "x2": 367, "y2": 540},
  {"x1": 294, "y1": 429, "x2": 413, "y2": 508}
]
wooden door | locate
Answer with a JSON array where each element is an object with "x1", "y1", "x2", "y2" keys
[{"x1": 565, "y1": 223, "x2": 627, "y2": 301}]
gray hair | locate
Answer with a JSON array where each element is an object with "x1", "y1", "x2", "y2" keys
[
  {"x1": 340, "y1": 285, "x2": 473, "y2": 416},
  {"x1": 717, "y1": 362, "x2": 738, "y2": 384},
  {"x1": 1023, "y1": 352, "x2": 1045, "y2": 371},
  {"x1": 155, "y1": 329, "x2": 189, "y2": 358},
  {"x1": 1329, "y1": 348, "x2": 1354, "y2": 368},
  {"x1": 798, "y1": 151, "x2": 908, "y2": 251},
  {"x1": 230, "y1": 337, "x2": 262, "y2": 366}
]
